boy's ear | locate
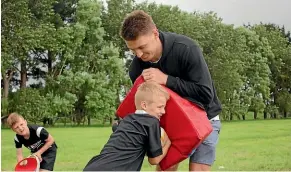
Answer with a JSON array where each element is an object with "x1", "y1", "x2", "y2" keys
[{"x1": 141, "y1": 101, "x2": 147, "y2": 110}]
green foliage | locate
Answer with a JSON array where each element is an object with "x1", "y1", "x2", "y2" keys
[
  {"x1": 1, "y1": 0, "x2": 290, "y2": 122},
  {"x1": 277, "y1": 90, "x2": 291, "y2": 113},
  {"x1": 1, "y1": 98, "x2": 9, "y2": 116},
  {"x1": 9, "y1": 88, "x2": 47, "y2": 123},
  {"x1": 45, "y1": 92, "x2": 77, "y2": 119}
]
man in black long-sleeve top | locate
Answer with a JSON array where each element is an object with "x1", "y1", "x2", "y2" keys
[{"x1": 120, "y1": 10, "x2": 222, "y2": 171}]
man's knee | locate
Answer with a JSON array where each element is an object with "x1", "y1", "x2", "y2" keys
[
  {"x1": 189, "y1": 162, "x2": 211, "y2": 171},
  {"x1": 189, "y1": 120, "x2": 221, "y2": 166}
]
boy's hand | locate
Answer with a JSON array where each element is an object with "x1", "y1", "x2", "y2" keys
[
  {"x1": 32, "y1": 152, "x2": 42, "y2": 162},
  {"x1": 19, "y1": 159, "x2": 27, "y2": 166}
]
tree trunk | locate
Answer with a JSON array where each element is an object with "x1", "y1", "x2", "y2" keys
[
  {"x1": 230, "y1": 113, "x2": 233, "y2": 120},
  {"x1": 110, "y1": 117, "x2": 113, "y2": 124},
  {"x1": 83, "y1": 118, "x2": 85, "y2": 125},
  {"x1": 273, "y1": 86, "x2": 279, "y2": 105},
  {"x1": 283, "y1": 111, "x2": 287, "y2": 118},
  {"x1": 273, "y1": 113, "x2": 277, "y2": 119},
  {"x1": 236, "y1": 114, "x2": 241, "y2": 120},
  {"x1": 254, "y1": 111, "x2": 257, "y2": 119},
  {"x1": 71, "y1": 115, "x2": 75, "y2": 125},
  {"x1": 2, "y1": 70, "x2": 14, "y2": 98},
  {"x1": 3, "y1": 78, "x2": 9, "y2": 98},
  {"x1": 87, "y1": 116, "x2": 91, "y2": 126},
  {"x1": 242, "y1": 114, "x2": 245, "y2": 120},
  {"x1": 20, "y1": 60, "x2": 27, "y2": 89},
  {"x1": 76, "y1": 113, "x2": 82, "y2": 126},
  {"x1": 264, "y1": 111, "x2": 267, "y2": 119},
  {"x1": 48, "y1": 51, "x2": 53, "y2": 74}
]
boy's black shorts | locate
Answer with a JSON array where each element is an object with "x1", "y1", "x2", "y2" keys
[{"x1": 39, "y1": 148, "x2": 57, "y2": 171}]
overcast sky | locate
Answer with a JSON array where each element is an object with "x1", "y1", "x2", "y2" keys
[{"x1": 137, "y1": 0, "x2": 291, "y2": 31}]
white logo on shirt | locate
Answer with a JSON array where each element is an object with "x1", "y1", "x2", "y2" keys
[{"x1": 28, "y1": 140, "x2": 43, "y2": 150}]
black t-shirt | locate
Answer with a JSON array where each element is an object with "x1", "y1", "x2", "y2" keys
[
  {"x1": 14, "y1": 124, "x2": 57, "y2": 153},
  {"x1": 84, "y1": 112, "x2": 162, "y2": 171}
]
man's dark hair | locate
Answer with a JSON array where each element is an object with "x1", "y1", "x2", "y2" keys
[{"x1": 120, "y1": 10, "x2": 156, "y2": 41}]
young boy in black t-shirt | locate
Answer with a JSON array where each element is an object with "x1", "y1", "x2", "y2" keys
[
  {"x1": 7, "y1": 113, "x2": 58, "y2": 171},
  {"x1": 83, "y1": 81, "x2": 171, "y2": 171}
]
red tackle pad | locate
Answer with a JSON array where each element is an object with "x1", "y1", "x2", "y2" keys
[{"x1": 116, "y1": 76, "x2": 213, "y2": 170}]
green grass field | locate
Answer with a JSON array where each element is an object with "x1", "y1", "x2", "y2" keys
[{"x1": 2, "y1": 119, "x2": 291, "y2": 171}]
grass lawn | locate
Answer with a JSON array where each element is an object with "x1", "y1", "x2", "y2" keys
[{"x1": 2, "y1": 119, "x2": 291, "y2": 171}]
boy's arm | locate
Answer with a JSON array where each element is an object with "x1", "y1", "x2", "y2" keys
[
  {"x1": 14, "y1": 136, "x2": 23, "y2": 162},
  {"x1": 33, "y1": 127, "x2": 55, "y2": 161},
  {"x1": 148, "y1": 133, "x2": 171, "y2": 165},
  {"x1": 16, "y1": 148, "x2": 24, "y2": 162},
  {"x1": 34, "y1": 134, "x2": 55, "y2": 160},
  {"x1": 146, "y1": 124, "x2": 171, "y2": 165}
]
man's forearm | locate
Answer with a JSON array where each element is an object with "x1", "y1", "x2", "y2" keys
[{"x1": 166, "y1": 75, "x2": 213, "y2": 105}]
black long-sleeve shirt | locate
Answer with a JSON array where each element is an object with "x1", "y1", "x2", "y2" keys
[{"x1": 129, "y1": 31, "x2": 222, "y2": 120}]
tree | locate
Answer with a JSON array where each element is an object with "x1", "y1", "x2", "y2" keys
[
  {"x1": 101, "y1": 0, "x2": 134, "y2": 99},
  {"x1": 1, "y1": 0, "x2": 31, "y2": 95},
  {"x1": 235, "y1": 27, "x2": 271, "y2": 119},
  {"x1": 251, "y1": 24, "x2": 291, "y2": 118},
  {"x1": 9, "y1": 88, "x2": 47, "y2": 123},
  {"x1": 44, "y1": 0, "x2": 128, "y2": 125}
]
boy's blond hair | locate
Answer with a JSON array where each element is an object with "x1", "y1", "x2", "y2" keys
[
  {"x1": 135, "y1": 82, "x2": 170, "y2": 109},
  {"x1": 7, "y1": 112, "x2": 25, "y2": 128}
]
